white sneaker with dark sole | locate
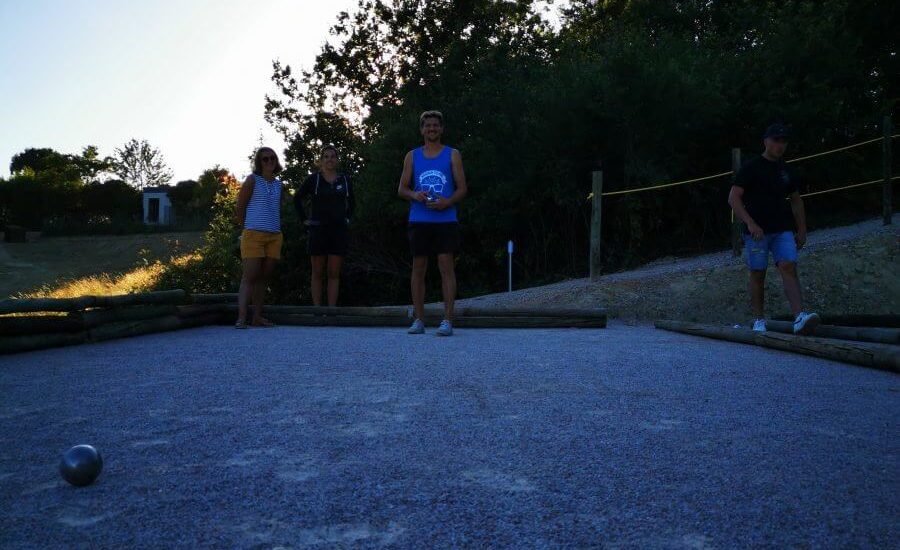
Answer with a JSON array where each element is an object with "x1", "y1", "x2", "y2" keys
[
  {"x1": 407, "y1": 319, "x2": 425, "y2": 334},
  {"x1": 793, "y1": 312, "x2": 820, "y2": 335},
  {"x1": 436, "y1": 320, "x2": 453, "y2": 337}
]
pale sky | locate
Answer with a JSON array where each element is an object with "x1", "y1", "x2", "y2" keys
[{"x1": 0, "y1": 0, "x2": 358, "y2": 182}]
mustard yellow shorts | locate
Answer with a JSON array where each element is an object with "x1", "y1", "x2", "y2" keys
[{"x1": 240, "y1": 229, "x2": 283, "y2": 259}]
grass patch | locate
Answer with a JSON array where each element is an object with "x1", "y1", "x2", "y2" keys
[
  {"x1": 0, "y1": 232, "x2": 203, "y2": 298},
  {"x1": 18, "y1": 253, "x2": 201, "y2": 299}
]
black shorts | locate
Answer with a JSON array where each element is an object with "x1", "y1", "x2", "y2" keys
[
  {"x1": 308, "y1": 224, "x2": 349, "y2": 256},
  {"x1": 407, "y1": 222, "x2": 460, "y2": 257}
]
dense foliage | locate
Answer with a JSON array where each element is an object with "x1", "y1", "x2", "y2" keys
[{"x1": 254, "y1": 0, "x2": 897, "y2": 304}]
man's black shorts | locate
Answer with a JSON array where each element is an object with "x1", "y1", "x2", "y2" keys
[
  {"x1": 308, "y1": 224, "x2": 349, "y2": 256},
  {"x1": 407, "y1": 222, "x2": 460, "y2": 257}
]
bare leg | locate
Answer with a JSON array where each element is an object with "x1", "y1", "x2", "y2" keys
[
  {"x1": 326, "y1": 255, "x2": 343, "y2": 307},
  {"x1": 749, "y1": 269, "x2": 766, "y2": 319},
  {"x1": 238, "y1": 258, "x2": 262, "y2": 323},
  {"x1": 411, "y1": 256, "x2": 428, "y2": 321},
  {"x1": 252, "y1": 258, "x2": 278, "y2": 325},
  {"x1": 437, "y1": 253, "x2": 456, "y2": 321},
  {"x1": 310, "y1": 256, "x2": 326, "y2": 306},
  {"x1": 777, "y1": 261, "x2": 803, "y2": 317}
]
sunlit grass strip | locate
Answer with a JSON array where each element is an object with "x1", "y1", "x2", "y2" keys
[{"x1": 18, "y1": 253, "x2": 200, "y2": 300}]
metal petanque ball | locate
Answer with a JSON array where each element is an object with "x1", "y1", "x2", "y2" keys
[{"x1": 59, "y1": 445, "x2": 103, "y2": 487}]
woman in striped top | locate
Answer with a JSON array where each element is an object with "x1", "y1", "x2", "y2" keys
[{"x1": 234, "y1": 147, "x2": 286, "y2": 328}]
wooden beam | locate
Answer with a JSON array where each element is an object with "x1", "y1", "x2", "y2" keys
[
  {"x1": 731, "y1": 147, "x2": 742, "y2": 256},
  {"x1": 190, "y1": 293, "x2": 239, "y2": 304},
  {"x1": 223, "y1": 304, "x2": 607, "y2": 321},
  {"x1": 0, "y1": 296, "x2": 93, "y2": 315},
  {"x1": 176, "y1": 304, "x2": 227, "y2": 318},
  {"x1": 87, "y1": 315, "x2": 183, "y2": 342},
  {"x1": 178, "y1": 313, "x2": 225, "y2": 329},
  {"x1": 223, "y1": 304, "x2": 414, "y2": 317},
  {"x1": 256, "y1": 313, "x2": 407, "y2": 327},
  {"x1": 0, "y1": 313, "x2": 84, "y2": 336},
  {"x1": 79, "y1": 305, "x2": 179, "y2": 328},
  {"x1": 883, "y1": 115, "x2": 893, "y2": 225},
  {"x1": 0, "y1": 332, "x2": 87, "y2": 355},
  {"x1": 590, "y1": 170, "x2": 603, "y2": 280},
  {"x1": 655, "y1": 320, "x2": 900, "y2": 373},
  {"x1": 0, "y1": 290, "x2": 187, "y2": 314},
  {"x1": 766, "y1": 320, "x2": 900, "y2": 345},
  {"x1": 441, "y1": 316, "x2": 605, "y2": 328},
  {"x1": 772, "y1": 314, "x2": 900, "y2": 328},
  {"x1": 419, "y1": 306, "x2": 608, "y2": 319},
  {"x1": 259, "y1": 313, "x2": 605, "y2": 329},
  {"x1": 92, "y1": 290, "x2": 186, "y2": 308}
]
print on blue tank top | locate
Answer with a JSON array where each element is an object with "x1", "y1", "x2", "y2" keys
[{"x1": 409, "y1": 146, "x2": 457, "y2": 223}]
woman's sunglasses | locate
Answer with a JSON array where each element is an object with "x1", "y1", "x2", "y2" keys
[{"x1": 261, "y1": 155, "x2": 276, "y2": 163}]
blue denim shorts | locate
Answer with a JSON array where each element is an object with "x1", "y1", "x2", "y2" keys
[{"x1": 744, "y1": 231, "x2": 798, "y2": 270}]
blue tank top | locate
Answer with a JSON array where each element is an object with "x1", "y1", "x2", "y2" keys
[
  {"x1": 409, "y1": 146, "x2": 457, "y2": 223},
  {"x1": 244, "y1": 174, "x2": 282, "y2": 232}
]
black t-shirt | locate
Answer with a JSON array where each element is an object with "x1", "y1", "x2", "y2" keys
[
  {"x1": 294, "y1": 172, "x2": 355, "y2": 226},
  {"x1": 733, "y1": 156, "x2": 800, "y2": 234}
]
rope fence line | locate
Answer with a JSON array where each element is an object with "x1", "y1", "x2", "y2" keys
[
  {"x1": 588, "y1": 132, "x2": 899, "y2": 199},
  {"x1": 598, "y1": 170, "x2": 734, "y2": 197},
  {"x1": 800, "y1": 175, "x2": 900, "y2": 198},
  {"x1": 786, "y1": 135, "x2": 893, "y2": 164}
]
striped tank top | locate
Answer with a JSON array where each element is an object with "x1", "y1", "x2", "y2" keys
[{"x1": 244, "y1": 174, "x2": 282, "y2": 232}]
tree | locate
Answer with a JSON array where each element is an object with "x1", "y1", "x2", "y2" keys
[
  {"x1": 196, "y1": 166, "x2": 232, "y2": 210},
  {"x1": 253, "y1": 0, "x2": 894, "y2": 306},
  {"x1": 9, "y1": 148, "x2": 83, "y2": 183},
  {"x1": 113, "y1": 139, "x2": 173, "y2": 189},
  {"x1": 74, "y1": 145, "x2": 114, "y2": 182},
  {"x1": 9, "y1": 146, "x2": 114, "y2": 183}
]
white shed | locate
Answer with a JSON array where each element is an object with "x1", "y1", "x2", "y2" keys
[{"x1": 142, "y1": 187, "x2": 175, "y2": 225}]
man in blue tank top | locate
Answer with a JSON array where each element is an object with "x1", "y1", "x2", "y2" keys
[{"x1": 397, "y1": 110, "x2": 468, "y2": 336}]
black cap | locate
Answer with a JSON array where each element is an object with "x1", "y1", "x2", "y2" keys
[{"x1": 763, "y1": 123, "x2": 790, "y2": 139}]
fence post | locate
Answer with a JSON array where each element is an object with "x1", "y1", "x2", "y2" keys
[
  {"x1": 884, "y1": 116, "x2": 893, "y2": 225},
  {"x1": 590, "y1": 170, "x2": 603, "y2": 281},
  {"x1": 731, "y1": 147, "x2": 742, "y2": 255}
]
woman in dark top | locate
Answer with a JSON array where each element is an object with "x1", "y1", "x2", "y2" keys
[{"x1": 293, "y1": 145, "x2": 355, "y2": 306}]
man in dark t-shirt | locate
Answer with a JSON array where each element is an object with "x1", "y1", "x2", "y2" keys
[{"x1": 728, "y1": 123, "x2": 820, "y2": 335}]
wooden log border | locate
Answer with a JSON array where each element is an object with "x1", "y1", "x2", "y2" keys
[
  {"x1": 0, "y1": 294, "x2": 607, "y2": 355},
  {"x1": 772, "y1": 313, "x2": 900, "y2": 328},
  {"x1": 655, "y1": 320, "x2": 899, "y2": 373},
  {"x1": 766, "y1": 320, "x2": 900, "y2": 346},
  {"x1": 0, "y1": 290, "x2": 187, "y2": 314}
]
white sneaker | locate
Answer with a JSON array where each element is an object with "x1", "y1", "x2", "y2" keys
[
  {"x1": 436, "y1": 320, "x2": 453, "y2": 337},
  {"x1": 752, "y1": 319, "x2": 767, "y2": 332},
  {"x1": 793, "y1": 312, "x2": 820, "y2": 335},
  {"x1": 407, "y1": 318, "x2": 425, "y2": 334}
]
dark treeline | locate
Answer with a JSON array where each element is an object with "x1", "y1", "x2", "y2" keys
[
  {"x1": 250, "y1": 0, "x2": 898, "y2": 305},
  {"x1": 8, "y1": 1, "x2": 896, "y2": 305},
  {"x1": 0, "y1": 144, "x2": 227, "y2": 234}
]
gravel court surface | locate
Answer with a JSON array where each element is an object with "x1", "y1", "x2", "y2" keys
[{"x1": 0, "y1": 324, "x2": 897, "y2": 549}]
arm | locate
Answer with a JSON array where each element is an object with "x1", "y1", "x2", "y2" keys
[
  {"x1": 234, "y1": 175, "x2": 254, "y2": 227},
  {"x1": 727, "y1": 186, "x2": 763, "y2": 240},
  {"x1": 789, "y1": 191, "x2": 807, "y2": 248},
  {"x1": 397, "y1": 151, "x2": 425, "y2": 202},
  {"x1": 428, "y1": 149, "x2": 468, "y2": 210}
]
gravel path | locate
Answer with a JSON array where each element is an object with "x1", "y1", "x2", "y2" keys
[
  {"x1": 1, "y1": 324, "x2": 897, "y2": 548},
  {"x1": 460, "y1": 215, "x2": 899, "y2": 309}
]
